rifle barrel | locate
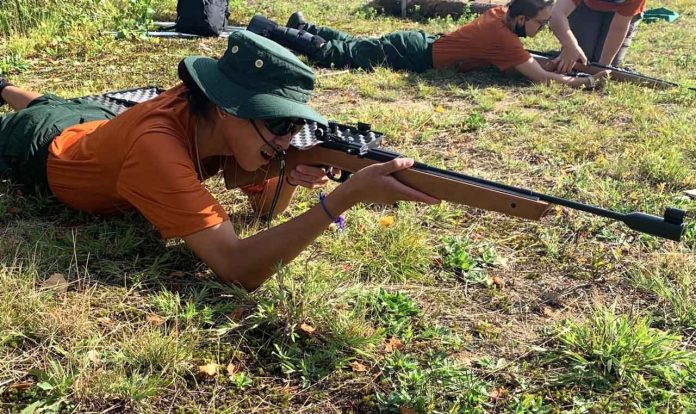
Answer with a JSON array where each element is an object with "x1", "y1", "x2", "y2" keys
[
  {"x1": 349, "y1": 145, "x2": 686, "y2": 242},
  {"x1": 528, "y1": 50, "x2": 696, "y2": 92}
]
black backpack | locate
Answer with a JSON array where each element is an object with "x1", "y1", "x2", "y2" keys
[{"x1": 175, "y1": 0, "x2": 229, "y2": 36}]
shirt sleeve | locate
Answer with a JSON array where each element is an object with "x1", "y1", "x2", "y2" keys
[{"x1": 117, "y1": 132, "x2": 229, "y2": 239}]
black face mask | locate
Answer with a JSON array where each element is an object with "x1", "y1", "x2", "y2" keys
[{"x1": 514, "y1": 20, "x2": 527, "y2": 37}]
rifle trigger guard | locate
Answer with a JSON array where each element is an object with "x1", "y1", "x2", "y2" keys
[{"x1": 325, "y1": 167, "x2": 351, "y2": 183}]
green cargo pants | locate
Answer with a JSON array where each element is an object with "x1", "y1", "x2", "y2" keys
[
  {"x1": 303, "y1": 23, "x2": 438, "y2": 73},
  {"x1": 0, "y1": 94, "x2": 116, "y2": 192}
]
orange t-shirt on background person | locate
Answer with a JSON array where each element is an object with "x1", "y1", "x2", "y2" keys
[
  {"x1": 572, "y1": 0, "x2": 646, "y2": 17},
  {"x1": 431, "y1": 7, "x2": 531, "y2": 73},
  {"x1": 47, "y1": 85, "x2": 230, "y2": 239}
]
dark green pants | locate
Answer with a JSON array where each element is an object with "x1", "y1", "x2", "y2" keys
[
  {"x1": 568, "y1": 2, "x2": 641, "y2": 66},
  {"x1": 0, "y1": 94, "x2": 115, "y2": 192},
  {"x1": 303, "y1": 23, "x2": 437, "y2": 73}
]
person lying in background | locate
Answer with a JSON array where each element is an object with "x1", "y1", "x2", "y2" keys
[{"x1": 247, "y1": 0, "x2": 609, "y2": 89}]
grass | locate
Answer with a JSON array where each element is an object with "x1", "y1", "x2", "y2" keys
[{"x1": 1, "y1": 0, "x2": 695, "y2": 412}]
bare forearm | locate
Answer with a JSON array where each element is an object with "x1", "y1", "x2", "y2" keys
[
  {"x1": 550, "y1": 0, "x2": 579, "y2": 48},
  {"x1": 516, "y1": 59, "x2": 589, "y2": 88},
  {"x1": 599, "y1": 16, "x2": 631, "y2": 65},
  {"x1": 220, "y1": 184, "x2": 356, "y2": 290},
  {"x1": 550, "y1": 15, "x2": 577, "y2": 48}
]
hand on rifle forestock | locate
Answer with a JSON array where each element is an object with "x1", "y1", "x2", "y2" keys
[
  {"x1": 554, "y1": 44, "x2": 588, "y2": 74},
  {"x1": 342, "y1": 158, "x2": 440, "y2": 206}
]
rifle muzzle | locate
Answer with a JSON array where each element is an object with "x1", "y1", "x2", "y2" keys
[{"x1": 622, "y1": 207, "x2": 686, "y2": 242}]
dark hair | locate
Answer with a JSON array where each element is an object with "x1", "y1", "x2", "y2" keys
[
  {"x1": 177, "y1": 59, "x2": 212, "y2": 115},
  {"x1": 507, "y1": 0, "x2": 554, "y2": 18}
]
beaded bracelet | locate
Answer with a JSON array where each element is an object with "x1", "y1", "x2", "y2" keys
[{"x1": 319, "y1": 190, "x2": 346, "y2": 232}]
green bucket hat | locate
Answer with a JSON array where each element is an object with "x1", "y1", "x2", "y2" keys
[{"x1": 183, "y1": 30, "x2": 326, "y2": 125}]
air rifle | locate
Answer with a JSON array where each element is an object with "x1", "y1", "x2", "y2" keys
[
  {"x1": 529, "y1": 50, "x2": 696, "y2": 91},
  {"x1": 224, "y1": 122, "x2": 687, "y2": 242}
]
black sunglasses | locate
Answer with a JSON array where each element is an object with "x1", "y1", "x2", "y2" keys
[{"x1": 263, "y1": 118, "x2": 306, "y2": 136}]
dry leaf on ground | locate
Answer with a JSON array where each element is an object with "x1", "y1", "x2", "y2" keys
[
  {"x1": 197, "y1": 363, "x2": 220, "y2": 377},
  {"x1": 400, "y1": 406, "x2": 418, "y2": 414},
  {"x1": 385, "y1": 337, "x2": 403, "y2": 352},
  {"x1": 87, "y1": 350, "x2": 101, "y2": 365},
  {"x1": 489, "y1": 386, "x2": 509, "y2": 401},
  {"x1": 9, "y1": 381, "x2": 32, "y2": 391},
  {"x1": 226, "y1": 363, "x2": 237, "y2": 376},
  {"x1": 491, "y1": 275, "x2": 505, "y2": 289},
  {"x1": 41, "y1": 273, "x2": 68, "y2": 292},
  {"x1": 350, "y1": 361, "x2": 368, "y2": 372},
  {"x1": 146, "y1": 314, "x2": 166, "y2": 326},
  {"x1": 299, "y1": 323, "x2": 316, "y2": 334},
  {"x1": 226, "y1": 307, "x2": 246, "y2": 322}
]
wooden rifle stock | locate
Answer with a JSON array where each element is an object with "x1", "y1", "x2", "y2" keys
[
  {"x1": 530, "y1": 50, "x2": 696, "y2": 91},
  {"x1": 224, "y1": 122, "x2": 686, "y2": 241},
  {"x1": 225, "y1": 145, "x2": 551, "y2": 220}
]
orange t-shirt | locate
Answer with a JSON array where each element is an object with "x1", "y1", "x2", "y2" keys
[
  {"x1": 431, "y1": 7, "x2": 531, "y2": 72},
  {"x1": 47, "y1": 85, "x2": 230, "y2": 239},
  {"x1": 572, "y1": 0, "x2": 646, "y2": 17}
]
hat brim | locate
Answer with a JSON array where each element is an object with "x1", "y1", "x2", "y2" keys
[{"x1": 184, "y1": 56, "x2": 327, "y2": 126}]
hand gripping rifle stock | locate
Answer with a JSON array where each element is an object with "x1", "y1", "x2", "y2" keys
[
  {"x1": 224, "y1": 122, "x2": 686, "y2": 242},
  {"x1": 529, "y1": 50, "x2": 696, "y2": 92}
]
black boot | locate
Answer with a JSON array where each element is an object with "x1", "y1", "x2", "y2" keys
[
  {"x1": 286, "y1": 11, "x2": 307, "y2": 30},
  {"x1": 247, "y1": 15, "x2": 325, "y2": 56}
]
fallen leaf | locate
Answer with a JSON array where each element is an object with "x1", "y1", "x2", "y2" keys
[
  {"x1": 6, "y1": 206, "x2": 21, "y2": 214},
  {"x1": 87, "y1": 350, "x2": 100, "y2": 365},
  {"x1": 542, "y1": 306, "x2": 557, "y2": 318},
  {"x1": 385, "y1": 336, "x2": 403, "y2": 352},
  {"x1": 168, "y1": 271, "x2": 185, "y2": 278},
  {"x1": 491, "y1": 276, "x2": 505, "y2": 289},
  {"x1": 42, "y1": 273, "x2": 68, "y2": 292},
  {"x1": 489, "y1": 386, "x2": 509, "y2": 401},
  {"x1": 379, "y1": 215, "x2": 395, "y2": 229},
  {"x1": 493, "y1": 255, "x2": 510, "y2": 269},
  {"x1": 350, "y1": 361, "x2": 368, "y2": 372},
  {"x1": 96, "y1": 317, "x2": 113, "y2": 326},
  {"x1": 299, "y1": 323, "x2": 316, "y2": 334},
  {"x1": 197, "y1": 363, "x2": 220, "y2": 377},
  {"x1": 146, "y1": 314, "x2": 165, "y2": 326},
  {"x1": 226, "y1": 307, "x2": 246, "y2": 322},
  {"x1": 400, "y1": 406, "x2": 418, "y2": 414},
  {"x1": 226, "y1": 363, "x2": 237, "y2": 376},
  {"x1": 434, "y1": 105, "x2": 445, "y2": 113},
  {"x1": 9, "y1": 381, "x2": 32, "y2": 391}
]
